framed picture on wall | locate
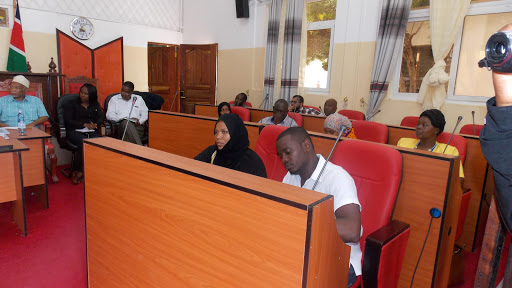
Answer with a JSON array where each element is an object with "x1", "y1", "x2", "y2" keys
[{"x1": 0, "y1": 7, "x2": 8, "y2": 27}]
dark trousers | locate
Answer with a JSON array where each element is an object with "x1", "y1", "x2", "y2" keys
[
  {"x1": 67, "y1": 130, "x2": 101, "y2": 172},
  {"x1": 347, "y1": 264, "x2": 356, "y2": 287}
]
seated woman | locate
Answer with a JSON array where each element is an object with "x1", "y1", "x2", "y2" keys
[
  {"x1": 195, "y1": 113, "x2": 267, "y2": 178},
  {"x1": 64, "y1": 83, "x2": 104, "y2": 184},
  {"x1": 217, "y1": 102, "x2": 231, "y2": 117},
  {"x1": 397, "y1": 109, "x2": 465, "y2": 184},
  {"x1": 324, "y1": 113, "x2": 357, "y2": 139}
]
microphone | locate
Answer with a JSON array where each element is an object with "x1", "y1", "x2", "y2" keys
[
  {"x1": 442, "y1": 116, "x2": 463, "y2": 154},
  {"x1": 311, "y1": 122, "x2": 352, "y2": 191},
  {"x1": 259, "y1": 94, "x2": 269, "y2": 123},
  {"x1": 121, "y1": 96, "x2": 137, "y2": 142},
  {"x1": 366, "y1": 109, "x2": 381, "y2": 121},
  {"x1": 471, "y1": 111, "x2": 476, "y2": 135},
  {"x1": 170, "y1": 91, "x2": 178, "y2": 112}
]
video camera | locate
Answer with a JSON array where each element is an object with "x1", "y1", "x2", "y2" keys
[{"x1": 478, "y1": 31, "x2": 512, "y2": 73}]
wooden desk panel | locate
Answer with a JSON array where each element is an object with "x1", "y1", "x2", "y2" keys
[
  {"x1": 84, "y1": 138, "x2": 349, "y2": 287},
  {"x1": 194, "y1": 104, "x2": 219, "y2": 118},
  {"x1": 0, "y1": 138, "x2": 28, "y2": 235},
  {"x1": 10, "y1": 128, "x2": 50, "y2": 208},
  {"x1": 149, "y1": 111, "x2": 261, "y2": 159}
]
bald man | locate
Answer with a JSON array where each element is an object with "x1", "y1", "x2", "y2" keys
[
  {"x1": 259, "y1": 99, "x2": 298, "y2": 127},
  {"x1": 0, "y1": 75, "x2": 48, "y2": 128},
  {"x1": 323, "y1": 98, "x2": 337, "y2": 116}
]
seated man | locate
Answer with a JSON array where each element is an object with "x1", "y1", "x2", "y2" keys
[
  {"x1": 289, "y1": 95, "x2": 321, "y2": 115},
  {"x1": 259, "y1": 99, "x2": 298, "y2": 127},
  {"x1": 231, "y1": 92, "x2": 250, "y2": 107},
  {"x1": 276, "y1": 127, "x2": 362, "y2": 287},
  {"x1": 106, "y1": 81, "x2": 148, "y2": 145},
  {"x1": 323, "y1": 98, "x2": 337, "y2": 116},
  {"x1": 0, "y1": 75, "x2": 48, "y2": 128}
]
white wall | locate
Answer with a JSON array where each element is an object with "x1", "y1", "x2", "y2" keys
[{"x1": 182, "y1": 0, "x2": 267, "y2": 50}]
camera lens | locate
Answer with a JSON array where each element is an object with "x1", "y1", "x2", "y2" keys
[{"x1": 495, "y1": 43, "x2": 506, "y2": 56}]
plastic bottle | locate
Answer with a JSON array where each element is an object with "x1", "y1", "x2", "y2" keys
[{"x1": 17, "y1": 110, "x2": 26, "y2": 136}]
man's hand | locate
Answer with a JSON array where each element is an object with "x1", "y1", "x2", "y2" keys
[
  {"x1": 493, "y1": 72, "x2": 512, "y2": 107},
  {"x1": 84, "y1": 123, "x2": 96, "y2": 129}
]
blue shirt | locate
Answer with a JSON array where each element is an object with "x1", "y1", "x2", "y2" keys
[{"x1": 0, "y1": 95, "x2": 49, "y2": 127}]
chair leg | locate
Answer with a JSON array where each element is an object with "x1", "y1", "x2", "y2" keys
[
  {"x1": 61, "y1": 151, "x2": 75, "y2": 178},
  {"x1": 47, "y1": 146, "x2": 59, "y2": 183}
]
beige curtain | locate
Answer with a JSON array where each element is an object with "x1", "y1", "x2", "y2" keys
[{"x1": 417, "y1": 0, "x2": 471, "y2": 109}]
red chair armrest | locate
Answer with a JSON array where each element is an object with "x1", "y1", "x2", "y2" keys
[{"x1": 363, "y1": 220, "x2": 410, "y2": 288}]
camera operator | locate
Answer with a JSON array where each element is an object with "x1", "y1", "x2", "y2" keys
[{"x1": 480, "y1": 24, "x2": 512, "y2": 233}]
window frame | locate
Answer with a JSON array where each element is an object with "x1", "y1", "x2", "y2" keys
[
  {"x1": 303, "y1": 19, "x2": 336, "y2": 94},
  {"x1": 390, "y1": 0, "x2": 512, "y2": 106}
]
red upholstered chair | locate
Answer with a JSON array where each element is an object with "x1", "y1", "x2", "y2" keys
[
  {"x1": 400, "y1": 116, "x2": 419, "y2": 128},
  {"x1": 230, "y1": 106, "x2": 250, "y2": 122},
  {"x1": 287, "y1": 112, "x2": 303, "y2": 127},
  {"x1": 64, "y1": 75, "x2": 99, "y2": 95},
  {"x1": 254, "y1": 125, "x2": 289, "y2": 181},
  {"x1": 338, "y1": 109, "x2": 365, "y2": 120},
  {"x1": 0, "y1": 79, "x2": 58, "y2": 183},
  {"x1": 351, "y1": 120, "x2": 388, "y2": 144},
  {"x1": 303, "y1": 105, "x2": 320, "y2": 112},
  {"x1": 228, "y1": 100, "x2": 253, "y2": 107},
  {"x1": 459, "y1": 124, "x2": 483, "y2": 136},
  {"x1": 436, "y1": 132, "x2": 467, "y2": 164},
  {"x1": 331, "y1": 140, "x2": 410, "y2": 287}
]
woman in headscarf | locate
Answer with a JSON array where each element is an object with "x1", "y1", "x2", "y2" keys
[
  {"x1": 397, "y1": 109, "x2": 465, "y2": 183},
  {"x1": 323, "y1": 113, "x2": 357, "y2": 139},
  {"x1": 217, "y1": 102, "x2": 231, "y2": 117},
  {"x1": 195, "y1": 113, "x2": 267, "y2": 178}
]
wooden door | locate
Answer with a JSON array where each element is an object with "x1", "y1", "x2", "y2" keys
[
  {"x1": 179, "y1": 44, "x2": 217, "y2": 114},
  {"x1": 148, "y1": 44, "x2": 179, "y2": 112}
]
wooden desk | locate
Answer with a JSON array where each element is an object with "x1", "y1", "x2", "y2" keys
[
  {"x1": 388, "y1": 125, "x2": 493, "y2": 252},
  {"x1": 149, "y1": 113, "x2": 463, "y2": 287},
  {"x1": 0, "y1": 138, "x2": 29, "y2": 235},
  {"x1": 84, "y1": 137, "x2": 351, "y2": 287},
  {"x1": 9, "y1": 128, "x2": 51, "y2": 208},
  {"x1": 149, "y1": 111, "x2": 262, "y2": 158}
]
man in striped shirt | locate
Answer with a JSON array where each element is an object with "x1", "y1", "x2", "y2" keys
[{"x1": 0, "y1": 75, "x2": 48, "y2": 128}]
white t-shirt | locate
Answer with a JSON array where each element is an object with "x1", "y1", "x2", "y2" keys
[{"x1": 282, "y1": 154, "x2": 363, "y2": 275}]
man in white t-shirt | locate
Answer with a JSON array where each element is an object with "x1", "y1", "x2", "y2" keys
[
  {"x1": 106, "y1": 81, "x2": 148, "y2": 145},
  {"x1": 276, "y1": 127, "x2": 362, "y2": 287}
]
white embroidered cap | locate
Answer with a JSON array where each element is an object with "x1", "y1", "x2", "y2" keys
[{"x1": 12, "y1": 75, "x2": 30, "y2": 88}]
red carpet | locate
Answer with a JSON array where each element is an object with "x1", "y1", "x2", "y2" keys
[{"x1": 0, "y1": 169, "x2": 87, "y2": 288}]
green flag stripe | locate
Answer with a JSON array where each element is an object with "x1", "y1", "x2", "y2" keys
[{"x1": 6, "y1": 48, "x2": 28, "y2": 72}]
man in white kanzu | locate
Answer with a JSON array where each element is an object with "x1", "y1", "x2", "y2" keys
[
  {"x1": 276, "y1": 127, "x2": 362, "y2": 287},
  {"x1": 106, "y1": 81, "x2": 148, "y2": 145}
]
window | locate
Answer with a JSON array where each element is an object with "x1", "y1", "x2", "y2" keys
[
  {"x1": 391, "y1": 0, "x2": 512, "y2": 104},
  {"x1": 304, "y1": 0, "x2": 336, "y2": 92}
]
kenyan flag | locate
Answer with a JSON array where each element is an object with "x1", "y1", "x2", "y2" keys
[{"x1": 6, "y1": 0, "x2": 28, "y2": 72}]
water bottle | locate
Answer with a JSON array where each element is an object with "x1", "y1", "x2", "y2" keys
[{"x1": 17, "y1": 110, "x2": 26, "y2": 136}]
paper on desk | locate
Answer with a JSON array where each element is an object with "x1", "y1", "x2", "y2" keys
[
  {"x1": 0, "y1": 128, "x2": 9, "y2": 134},
  {"x1": 76, "y1": 128, "x2": 95, "y2": 133},
  {"x1": 0, "y1": 133, "x2": 8, "y2": 139},
  {"x1": 4, "y1": 127, "x2": 18, "y2": 130}
]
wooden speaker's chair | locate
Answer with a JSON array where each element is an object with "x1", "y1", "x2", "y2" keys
[
  {"x1": 254, "y1": 125, "x2": 289, "y2": 181},
  {"x1": 0, "y1": 79, "x2": 58, "y2": 183},
  {"x1": 64, "y1": 75, "x2": 99, "y2": 95},
  {"x1": 331, "y1": 140, "x2": 410, "y2": 287}
]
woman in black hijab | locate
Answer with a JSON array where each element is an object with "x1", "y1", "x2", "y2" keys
[
  {"x1": 195, "y1": 113, "x2": 267, "y2": 178},
  {"x1": 217, "y1": 102, "x2": 231, "y2": 117}
]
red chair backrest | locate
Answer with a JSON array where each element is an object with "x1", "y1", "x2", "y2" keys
[
  {"x1": 338, "y1": 110, "x2": 365, "y2": 120},
  {"x1": 436, "y1": 132, "x2": 467, "y2": 164},
  {"x1": 230, "y1": 106, "x2": 250, "y2": 122},
  {"x1": 331, "y1": 140, "x2": 402, "y2": 255},
  {"x1": 400, "y1": 116, "x2": 419, "y2": 128},
  {"x1": 228, "y1": 101, "x2": 253, "y2": 107},
  {"x1": 287, "y1": 112, "x2": 303, "y2": 127},
  {"x1": 459, "y1": 124, "x2": 483, "y2": 136},
  {"x1": 351, "y1": 120, "x2": 388, "y2": 144},
  {"x1": 303, "y1": 105, "x2": 320, "y2": 112},
  {"x1": 254, "y1": 125, "x2": 289, "y2": 181}
]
